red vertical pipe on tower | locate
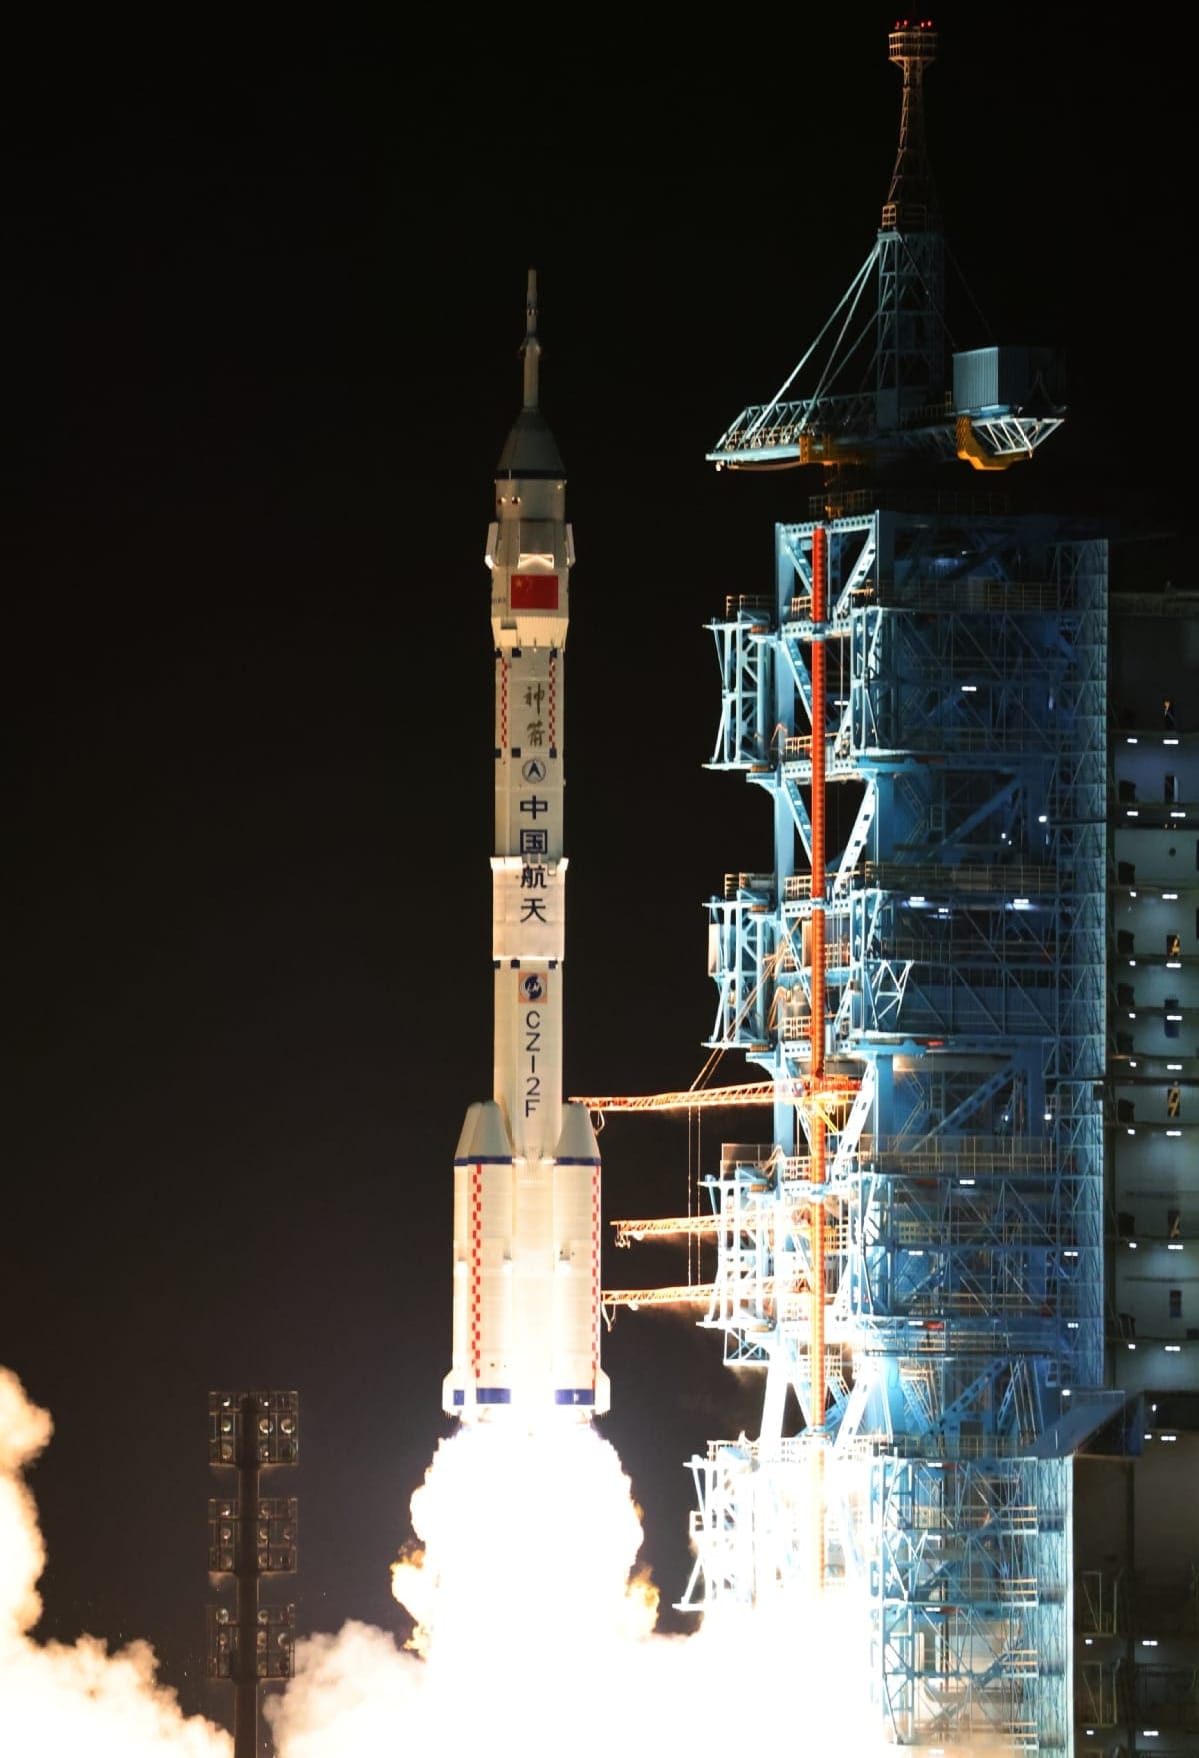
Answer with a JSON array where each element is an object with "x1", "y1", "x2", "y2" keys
[{"x1": 808, "y1": 524, "x2": 828, "y2": 1588}]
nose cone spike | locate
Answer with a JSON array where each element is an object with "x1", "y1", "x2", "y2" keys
[
  {"x1": 554, "y1": 1101, "x2": 600, "y2": 1163},
  {"x1": 496, "y1": 266, "x2": 564, "y2": 480},
  {"x1": 522, "y1": 267, "x2": 541, "y2": 411}
]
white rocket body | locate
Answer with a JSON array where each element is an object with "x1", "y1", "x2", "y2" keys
[{"x1": 443, "y1": 274, "x2": 610, "y2": 1423}]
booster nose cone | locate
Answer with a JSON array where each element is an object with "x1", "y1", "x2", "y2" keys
[
  {"x1": 454, "y1": 1102, "x2": 484, "y2": 1161},
  {"x1": 554, "y1": 1101, "x2": 600, "y2": 1162},
  {"x1": 471, "y1": 1099, "x2": 515, "y2": 1160}
]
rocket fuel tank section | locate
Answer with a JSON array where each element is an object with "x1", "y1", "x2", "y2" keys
[{"x1": 442, "y1": 273, "x2": 610, "y2": 1422}]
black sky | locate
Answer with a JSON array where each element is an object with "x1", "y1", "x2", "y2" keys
[{"x1": 5, "y1": 6, "x2": 1190, "y2": 1724}]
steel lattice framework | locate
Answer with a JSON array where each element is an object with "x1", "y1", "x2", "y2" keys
[
  {"x1": 673, "y1": 507, "x2": 1112, "y2": 1751},
  {"x1": 706, "y1": 24, "x2": 1063, "y2": 478}
]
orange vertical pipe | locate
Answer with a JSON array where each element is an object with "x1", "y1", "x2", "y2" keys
[{"x1": 809, "y1": 525, "x2": 828, "y2": 1589}]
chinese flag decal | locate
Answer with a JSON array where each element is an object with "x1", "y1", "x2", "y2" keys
[{"x1": 511, "y1": 574, "x2": 559, "y2": 610}]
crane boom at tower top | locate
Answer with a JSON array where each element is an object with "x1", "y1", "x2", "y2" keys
[{"x1": 707, "y1": 19, "x2": 1065, "y2": 479}]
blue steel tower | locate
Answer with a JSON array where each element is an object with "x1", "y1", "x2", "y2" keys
[{"x1": 601, "y1": 22, "x2": 1119, "y2": 1753}]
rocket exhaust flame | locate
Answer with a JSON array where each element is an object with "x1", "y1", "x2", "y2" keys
[
  {"x1": 389, "y1": 1424, "x2": 655, "y2": 1662},
  {"x1": 443, "y1": 271, "x2": 610, "y2": 1423}
]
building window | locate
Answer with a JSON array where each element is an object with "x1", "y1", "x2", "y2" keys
[
  {"x1": 1169, "y1": 1289, "x2": 1182, "y2": 1320},
  {"x1": 1164, "y1": 774, "x2": 1179, "y2": 803},
  {"x1": 1167, "y1": 932, "x2": 1181, "y2": 959},
  {"x1": 1167, "y1": 1085, "x2": 1181, "y2": 1119}
]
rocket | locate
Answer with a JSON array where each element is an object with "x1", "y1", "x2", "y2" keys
[{"x1": 442, "y1": 271, "x2": 610, "y2": 1423}]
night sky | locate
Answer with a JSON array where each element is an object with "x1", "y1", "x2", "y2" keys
[{"x1": 6, "y1": 6, "x2": 1189, "y2": 1726}]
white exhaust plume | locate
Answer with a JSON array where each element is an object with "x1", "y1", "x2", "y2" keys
[{"x1": 275, "y1": 1422, "x2": 896, "y2": 1757}]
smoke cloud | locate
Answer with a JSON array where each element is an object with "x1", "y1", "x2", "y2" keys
[
  {"x1": 3, "y1": 1363, "x2": 1006, "y2": 1757},
  {"x1": 0, "y1": 1366, "x2": 232, "y2": 1755}
]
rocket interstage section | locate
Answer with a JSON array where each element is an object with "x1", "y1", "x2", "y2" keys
[{"x1": 442, "y1": 271, "x2": 610, "y2": 1424}]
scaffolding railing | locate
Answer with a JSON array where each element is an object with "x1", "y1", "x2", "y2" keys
[{"x1": 783, "y1": 861, "x2": 1059, "y2": 899}]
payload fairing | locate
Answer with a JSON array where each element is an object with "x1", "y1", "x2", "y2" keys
[{"x1": 442, "y1": 273, "x2": 610, "y2": 1423}]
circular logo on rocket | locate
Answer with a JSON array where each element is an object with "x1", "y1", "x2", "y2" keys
[
  {"x1": 521, "y1": 758, "x2": 547, "y2": 783},
  {"x1": 519, "y1": 973, "x2": 546, "y2": 1003}
]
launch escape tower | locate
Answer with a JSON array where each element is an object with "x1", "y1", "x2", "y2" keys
[{"x1": 596, "y1": 22, "x2": 1132, "y2": 1753}]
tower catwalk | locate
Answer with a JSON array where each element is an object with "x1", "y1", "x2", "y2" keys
[{"x1": 443, "y1": 273, "x2": 610, "y2": 1423}]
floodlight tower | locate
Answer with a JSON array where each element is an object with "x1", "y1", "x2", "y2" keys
[{"x1": 207, "y1": 1391, "x2": 299, "y2": 1758}]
